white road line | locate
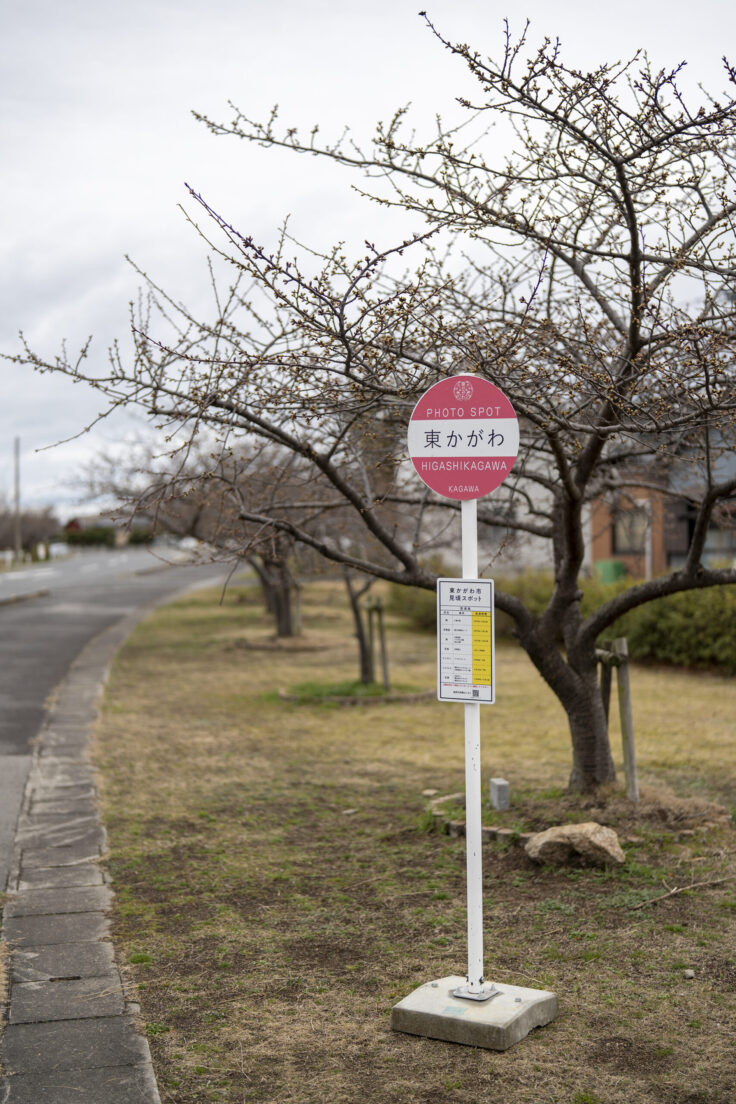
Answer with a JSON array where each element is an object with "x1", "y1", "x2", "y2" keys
[{"x1": 0, "y1": 569, "x2": 58, "y2": 584}]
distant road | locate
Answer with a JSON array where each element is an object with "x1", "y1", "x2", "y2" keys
[
  {"x1": 0, "y1": 546, "x2": 190, "y2": 602},
  {"x1": 0, "y1": 548, "x2": 229, "y2": 888}
]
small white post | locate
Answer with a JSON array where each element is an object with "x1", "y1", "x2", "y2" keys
[{"x1": 455, "y1": 500, "x2": 495, "y2": 1000}]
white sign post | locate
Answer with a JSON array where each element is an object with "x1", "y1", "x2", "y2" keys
[
  {"x1": 437, "y1": 527, "x2": 495, "y2": 1000},
  {"x1": 391, "y1": 375, "x2": 558, "y2": 1048}
]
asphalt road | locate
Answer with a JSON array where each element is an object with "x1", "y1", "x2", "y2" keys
[
  {"x1": 0, "y1": 547, "x2": 180, "y2": 604},
  {"x1": 0, "y1": 548, "x2": 229, "y2": 888}
]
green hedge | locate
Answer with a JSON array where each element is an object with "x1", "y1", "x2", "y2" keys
[
  {"x1": 619, "y1": 587, "x2": 736, "y2": 673},
  {"x1": 66, "y1": 527, "x2": 116, "y2": 547},
  {"x1": 388, "y1": 571, "x2": 736, "y2": 674},
  {"x1": 128, "y1": 526, "x2": 154, "y2": 545},
  {"x1": 388, "y1": 570, "x2": 624, "y2": 637},
  {"x1": 389, "y1": 570, "x2": 630, "y2": 637},
  {"x1": 386, "y1": 582, "x2": 437, "y2": 631}
]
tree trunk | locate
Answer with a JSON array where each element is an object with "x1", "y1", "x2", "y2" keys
[
  {"x1": 523, "y1": 626, "x2": 616, "y2": 793},
  {"x1": 271, "y1": 559, "x2": 295, "y2": 638},
  {"x1": 344, "y1": 569, "x2": 375, "y2": 684},
  {"x1": 564, "y1": 668, "x2": 617, "y2": 792},
  {"x1": 247, "y1": 555, "x2": 277, "y2": 615},
  {"x1": 247, "y1": 554, "x2": 296, "y2": 637}
]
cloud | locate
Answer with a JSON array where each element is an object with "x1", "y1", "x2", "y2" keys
[{"x1": 3, "y1": 0, "x2": 734, "y2": 512}]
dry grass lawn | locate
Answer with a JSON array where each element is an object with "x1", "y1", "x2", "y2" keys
[{"x1": 93, "y1": 580, "x2": 736, "y2": 1104}]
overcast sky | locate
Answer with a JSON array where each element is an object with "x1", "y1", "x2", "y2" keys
[{"x1": 3, "y1": 0, "x2": 735, "y2": 518}]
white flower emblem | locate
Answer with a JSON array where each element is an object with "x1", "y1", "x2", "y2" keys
[{"x1": 453, "y1": 379, "x2": 474, "y2": 402}]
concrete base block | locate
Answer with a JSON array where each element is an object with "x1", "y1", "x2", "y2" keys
[{"x1": 391, "y1": 975, "x2": 557, "y2": 1050}]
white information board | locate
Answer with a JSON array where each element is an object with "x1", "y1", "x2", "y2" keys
[{"x1": 437, "y1": 579, "x2": 495, "y2": 703}]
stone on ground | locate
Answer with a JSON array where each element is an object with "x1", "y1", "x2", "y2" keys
[{"x1": 524, "y1": 821, "x2": 625, "y2": 866}]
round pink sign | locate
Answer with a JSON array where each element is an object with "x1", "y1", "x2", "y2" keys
[{"x1": 407, "y1": 375, "x2": 519, "y2": 500}]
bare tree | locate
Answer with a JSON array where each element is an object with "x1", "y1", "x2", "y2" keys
[
  {"x1": 11, "y1": 19, "x2": 736, "y2": 790},
  {"x1": 90, "y1": 441, "x2": 392, "y2": 654},
  {"x1": 90, "y1": 444, "x2": 309, "y2": 637},
  {"x1": 0, "y1": 502, "x2": 59, "y2": 553}
]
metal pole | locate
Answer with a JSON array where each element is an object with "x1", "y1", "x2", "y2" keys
[
  {"x1": 613, "y1": 638, "x2": 639, "y2": 803},
  {"x1": 599, "y1": 641, "x2": 613, "y2": 724},
  {"x1": 13, "y1": 437, "x2": 22, "y2": 564},
  {"x1": 367, "y1": 601, "x2": 376, "y2": 684},
  {"x1": 377, "y1": 599, "x2": 390, "y2": 691},
  {"x1": 455, "y1": 499, "x2": 494, "y2": 999}
]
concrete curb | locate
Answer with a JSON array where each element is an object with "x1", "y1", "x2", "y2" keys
[
  {"x1": 0, "y1": 589, "x2": 49, "y2": 608},
  {"x1": 428, "y1": 793, "x2": 535, "y2": 848},
  {"x1": 0, "y1": 577, "x2": 224, "y2": 1102}
]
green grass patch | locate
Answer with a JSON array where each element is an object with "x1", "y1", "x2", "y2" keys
[{"x1": 286, "y1": 678, "x2": 411, "y2": 700}]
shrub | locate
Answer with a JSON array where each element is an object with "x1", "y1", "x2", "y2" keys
[
  {"x1": 387, "y1": 581, "x2": 436, "y2": 631},
  {"x1": 390, "y1": 569, "x2": 736, "y2": 672},
  {"x1": 388, "y1": 568, "x2": 558, "y2": 636},
  {"x1": 494, "y1": 570, "x2": 555, "y2": 637},
  {"x1": 620, "y1": 587, "x2": 736, "y2": 674},
  {"x1": 128, "y1": 526, "x2": 154, "y2": 545},
  {"x1": 66, "y1": 526, "x2": 116, "y2": 547}
]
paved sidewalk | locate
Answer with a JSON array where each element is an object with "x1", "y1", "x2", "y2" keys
[{"x1": 1, "y1": 608, "x2": 164, "y2": 1103}]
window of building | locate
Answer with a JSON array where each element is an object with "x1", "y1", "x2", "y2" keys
[
  {"x1": 612, "y1": 506, "x2": 649, "y2": 554},
  {"x1": 704, "y1": 525, "x2": 736, "y2": 561}
]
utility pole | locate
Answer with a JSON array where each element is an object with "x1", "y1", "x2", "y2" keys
[{"x1": 14, "y1": 437, "x2": 22, "y2": 564}]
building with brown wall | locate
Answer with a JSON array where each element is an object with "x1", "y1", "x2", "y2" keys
[{"x1": 591, "y1": 452, "x2": 736, "y2": 582}]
